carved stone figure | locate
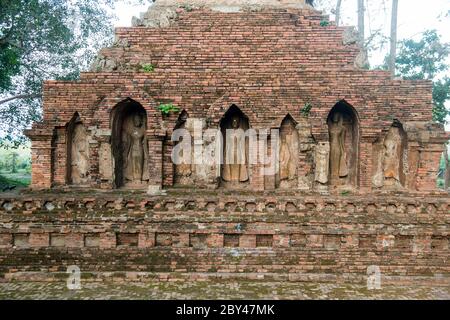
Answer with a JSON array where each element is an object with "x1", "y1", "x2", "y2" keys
[
  {"x1": 70, "y1": 121, "x2": 89, "y2": 185},
  {"x1": 279, "y1": 118, "x2": 299, "y2": 182},
  {"x1": 174, "y1": 114, "x2": 193, "y2": 184},
  {"x1": 383, "y1": 125, "x2": 403, "y2": 183},
  {"x1": 122, "y1": 113, "x2": 149, "y2": 185},
  {"x1": 222, "y1": 115, "x2": 249, "y2": 183},
  {"x1": 371, "y1": 141, "x2": 385, "y2": 188},
  {"x1": 315, "y1": 142, "x2": 330, "y2": 185},
  {"x1": 99, "y1": 142, "x2": 113, "y2": 180},
  {"x1": 329, "y1": 112, "x2": 349, "y2": 181}
]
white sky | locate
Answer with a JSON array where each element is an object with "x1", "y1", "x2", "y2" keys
[{"x1": 112, "y1": 0, "x2": 450, "y2": 127}]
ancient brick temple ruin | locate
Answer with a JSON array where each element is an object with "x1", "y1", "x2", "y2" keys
[{"x1": 1, "y1": 0, "x2": 449, "y2": 284}]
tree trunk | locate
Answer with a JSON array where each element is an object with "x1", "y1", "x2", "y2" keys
[
  {"x1": 335, "y1": 0, "x2": 343, "y2": 26},
  {"x1": 11, "y1": 153, "x2": 18, "y2": 174},
  {"x1": 0, "y1": 93, "x2": 41, "y2": 106},
  {"x1": 357, "y1": 0, "x2": 365, "y2": 45},
  {"x1": 389, "y1": 0, "x2": 399, "y2": 78}
]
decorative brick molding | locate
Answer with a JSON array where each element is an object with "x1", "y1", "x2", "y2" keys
[{"x1": 0, "y1": 193, "x2": 448, "y2": 281}]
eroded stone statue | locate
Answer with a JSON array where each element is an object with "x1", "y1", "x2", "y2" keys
[
  {"x1": 279, "y1": 120, "x2": 299, "y2": 182},
  {"x1": 315, "y1": 142, "x2": 330, "y2": 185},
  {"x1": 174, "y1": 116, "x2": 193, "y2": 182},
  {"x1": 329, "y1": 112, "x2": 349, "y2": 181},
  {"x1": 383, "y1": 125, "x2": 403, "y2": 183},
  {"x1": 122, "y1": 113, "x2": 149, "y2": 185},
  {"x1": 71, "y1": 121, "x2": 89, "y2": 185},
  {"x1": 222, "y1": 116, "x2": 249, "y2": 183},
  {"x1": 371, "y1": 142, "x2": 385, "y2": 188}
]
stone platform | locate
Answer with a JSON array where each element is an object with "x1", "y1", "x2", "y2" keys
[
  {"x1": 0, "y1": 189, "x2": 448, "y2": 284},
  {"x1": 1, "y1": 281, "x2": 449, "y2": 300}
]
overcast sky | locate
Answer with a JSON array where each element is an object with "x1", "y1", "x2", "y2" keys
[{"x1": 113, "y1": 0, "x2": 450, "y2": 126}]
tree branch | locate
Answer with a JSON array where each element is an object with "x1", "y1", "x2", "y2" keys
[{"x1": 0, "y1": 94, "x2": 41, "y2": 106}]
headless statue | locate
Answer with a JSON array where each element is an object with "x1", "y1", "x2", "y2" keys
[
  {"x1": 279, "y1": 123, "x2": 298, "y2": 181},
  {"x1": 329, "y1": 112, "x2": 349, "y2": 181},
  {"x1": 175, "y1": 115, "x2": 192, "y2": 179},
  {"x1": 222, "y1": 116, "x2": 249, "y2": 183},
  {"x1": 315, "y1": 142, "x2": 330, "y2": 185},
  {"x1": 71, "y1": 121, "x2": 89, "y2": 185},
  {"x1": 383, "y1": 125, "x2": 402, "y2": 183}
]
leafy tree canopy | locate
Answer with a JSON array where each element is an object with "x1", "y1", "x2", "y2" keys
[
  {"x1": 0, "y1": 0, "x2": 148, "y2": 146},
  {"x1": 388, "y1": 30, "x2": 450, "y2": 124}
]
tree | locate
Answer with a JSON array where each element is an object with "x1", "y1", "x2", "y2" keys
[
  {"x1": 357, "y1": 0, "x2": 365, "y2": 45},
  {"x1": 388, "y1": 0, "x2": 399, "y2": 78},
  {"x1": 0, "y1": 0, "x2": 148, "y2": 146},
  {"x1": 393, "y1": 30, "x2": 450, "y2": 124},
  {"x1": 335, "y1": 0, "x2": 343, "y2": 26},
  {"x1": 9, "y1": 152, "x2": 18, "y2": 173}
]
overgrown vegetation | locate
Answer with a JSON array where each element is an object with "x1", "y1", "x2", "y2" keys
[
  {"x1": 141, "y1": 63, "x2": 155, "y2": 73},
  {"x1": 0, "y1": 0, "x2": 150, "y2": 146},
  {"x1": 301, "y1": 102, "x2": 313, "y2": 117},
  {"x1": 158, "y1": 103, "x2": 180, "y2": 115}
]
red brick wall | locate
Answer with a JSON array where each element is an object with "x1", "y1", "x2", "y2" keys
[{"x1": 25, "y1": 8, "x2": 448, "y2": 191}]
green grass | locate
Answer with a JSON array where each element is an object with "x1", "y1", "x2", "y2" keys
[{"x1": 0, "y1": 171, "x2": 31, "y2": 190}]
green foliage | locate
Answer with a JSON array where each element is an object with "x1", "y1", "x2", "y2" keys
[
  {"x1": 385, "y1": 30, "x2": 450, "y2": 124},
  {"x1": 158, "y1": 103, "x2": 180, "y2": 115},
  {"x1": 301, "y1": 102, "x2": 313, "y2": 117},
  {"x1": 320, "y1": 20, "x2": 330, "y2": 27},
  {"x1": 179, "y1": 4, "x2": 194, "y2": 12},
  {"x1": 0, "y1": 0, "x2": 150, "y2": 146},
  {"x1": 0, "y1": 142, "x2": 31, "y2": 173},
  {"x1": 141, "y1": 63, "x2": 155, "y2": 73},
  {"x1": 432, "y1": 78, "x2": 450, "y2": 124},
  {"x1": 0, "y1": 142, "x2": 31, "y2": 190}
]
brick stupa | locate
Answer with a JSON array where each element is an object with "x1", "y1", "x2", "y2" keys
[{"x1": 0, "y1": 0, "x2": 448, "y2": 284}]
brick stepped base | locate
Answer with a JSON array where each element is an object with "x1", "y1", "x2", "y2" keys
[{"x1": 0, "y1": 191, "x2": 449, "y2": 283}]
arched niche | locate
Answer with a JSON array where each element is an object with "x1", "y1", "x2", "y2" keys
[
  {"x1": 173, "y1": 110, "x2": 193, "y2": 185},
  {"x1": 327, "y1": 101, "x2": 360, "y2": 189},
  {"x1": 277, "y1": 115, "x2": 299, "y2": 189},
  {"x1": 220, "y1": 105, "x2": 250, "y2": 188},
  {"x1": 111, "y1": 99, "x2": 149, "y2": 189},
  {"x1": 66, "y1": 112, "x2": 90, "y2": 186}
]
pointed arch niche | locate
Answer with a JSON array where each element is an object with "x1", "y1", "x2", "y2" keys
[
  {"x1": 66, "y1": 112, "x2": 90, "y2": 186},
  {"x1": 327, "y1": 101, "x2": 360, "y2": 189},
  {"x1": 220, "y1": 105, "x2": 250, "y2": 188},
  {"x1": 111, "y1": 99, "x2": 149, "y2": 189},
  {"x1": 277, "y1": 115, "x2": 299, "y2": 189}
]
